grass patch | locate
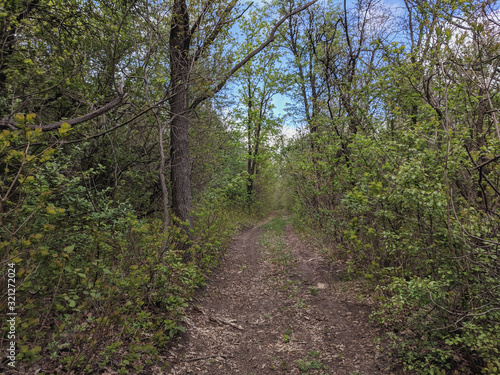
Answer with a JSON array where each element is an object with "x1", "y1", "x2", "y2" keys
[
  {"x1": 296, "y1": 358, "x2": 325, "y2": 372},
  {"x1": 260, "y1": 215, "x2": 292, "y2": 235},
  {"x1": 259, "y1": 215, "x2": 295, "y2": 270}
]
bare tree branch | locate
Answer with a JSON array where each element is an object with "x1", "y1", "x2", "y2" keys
[
  {"x1": 192, "y1": 1, "x2": 253, "y2": 64},
  {"x1": 190, "y1": 0, "x2": 215, "y2": 38},
  {"x1": 189, "y1": 0, "x2": 320, "y2": 110},
  {"x1": 473, "y1": 155, "x2": 500, "y2": 170},
  {"x1": 0, "y1": 93, "x2": 127, "y2": 131}
]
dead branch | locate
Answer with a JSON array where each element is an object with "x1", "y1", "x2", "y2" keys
[{"x1": 0, "y1": 93, "x2": 127, "y2": 131}]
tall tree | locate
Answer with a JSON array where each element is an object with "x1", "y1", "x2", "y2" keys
[{"x1": 167, "y1": 0, "x2": 319, "y2": 225}]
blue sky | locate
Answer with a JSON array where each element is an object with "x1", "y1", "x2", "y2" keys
[
  {"x1": 267, "y1": 0, "x2": 407, "y2": 137},
  {"x1": 226, "y1": 0, "x2": 407, "y2": 137}
]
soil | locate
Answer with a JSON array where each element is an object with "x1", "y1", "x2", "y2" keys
[{"x1": 162, "y1": 219, "x2": 405, "y2": 375}]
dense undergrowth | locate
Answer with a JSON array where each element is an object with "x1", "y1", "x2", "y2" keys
[
  {"x1": 0, "y1": 125, "x2": 265, "y2": 374},
  {"x1": 285, "y1": 127, "x2": 500, "y2": 374},
  {"x1": 278, "y1": 1, "x2": 500, "y2": 373}
]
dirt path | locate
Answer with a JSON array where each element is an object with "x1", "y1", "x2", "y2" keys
[{"x1": 164, "y1": 218, "x2": 403, "y2": 374}]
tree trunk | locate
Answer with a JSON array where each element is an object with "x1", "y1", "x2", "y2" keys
[
  {"x1": 169, "y1": 0, "x2": 193, "y2": 226},
  {"x1": 170, "y1": 101, "x2": 193, "y2": 225}
]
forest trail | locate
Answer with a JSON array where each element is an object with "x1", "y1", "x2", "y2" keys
[{"x1": 164, "y1": 216, "x2": 403, "y2": 375}]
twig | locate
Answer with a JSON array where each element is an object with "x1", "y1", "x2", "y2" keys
[
  {"x1": 473, "y1": 154, "x2": 500, "y2": 170},
  {"x1": 185, "y1": 354, "x2": 234, "y2": 362},
  {"x1": 209, "y1": 316, "x2": 244, "y2": 330}
]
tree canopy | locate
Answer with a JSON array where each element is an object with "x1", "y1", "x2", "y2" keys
[{"x1": 1, "y1": 0, "x2": 499, "y2": 373}]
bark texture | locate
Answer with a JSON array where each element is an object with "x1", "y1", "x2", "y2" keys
[{"x1": 169, "y1": 0, "x2": 194, "y2": 225}]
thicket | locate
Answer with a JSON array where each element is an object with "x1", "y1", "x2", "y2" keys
[
  {"x1": 2, "y1": 0, "x2": 500, "y2": 373},
  {"x1": 0, "y1": 118, "x2": 260, "y2": 373},
  {"x1": 0, "y1": 0, "x2": 282, "y2": 373},
  {"x1": 280, "y1": 0, "x2": 500, "y2": 373}
]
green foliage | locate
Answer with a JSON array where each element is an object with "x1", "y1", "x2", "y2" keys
[
  {"x1": 296, "y1": 357, "x2": 326, "y2": 373},
  {"x1": 372, "y1": 274, "x2": 500, "y2": 373},
  {"x1": 2, "y1": 0, "x2": 500, "y2": 374},
  {"x1": 280, "y1": 0, "x2": 500, "y2": 372},
  {"x1": 0, "y1": 123, "x2": 247, "y2": 373},
  {"x1": 288, "y1": 117, "x2": 500, "y2": 372}
]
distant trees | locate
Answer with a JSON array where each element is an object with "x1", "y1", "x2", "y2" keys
[{"x1": 233, "y1": 8, "x2": 286, "y2": 199}]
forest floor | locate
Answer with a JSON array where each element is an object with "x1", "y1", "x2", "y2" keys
[{"x1": 162, "y1": 214, "x2": 406, "y2": 375}]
